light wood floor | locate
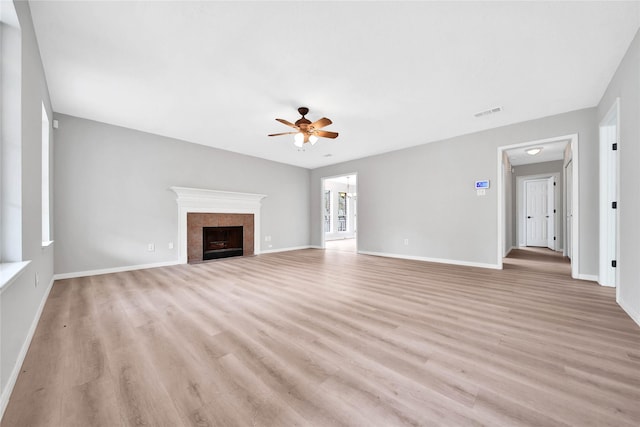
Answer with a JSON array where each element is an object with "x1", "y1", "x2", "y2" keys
[{"x1": 3, "y1": 249, "x2": 640, "y2": 426}]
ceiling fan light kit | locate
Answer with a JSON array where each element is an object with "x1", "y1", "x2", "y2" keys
[{"x1": 269, "y1": 107, "x2": 339, "y2": 148}]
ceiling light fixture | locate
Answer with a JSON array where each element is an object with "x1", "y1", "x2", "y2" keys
[
  {"x1": 268, "y1": 107, "x2": 339, "y2": 148},
  {"x1": 526, "y1": 147, "x2": 543, "y2": 156}
]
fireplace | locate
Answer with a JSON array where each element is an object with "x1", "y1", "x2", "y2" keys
[
  {"x1": 170, "y1": 187, "x2": 266, "y2": 264},
  {"x1": 203, "y1": 226, "x2": 243, "y2": 260},
  {"x1": 185, "y1": 212, "x2": 254, "y2": 263}
]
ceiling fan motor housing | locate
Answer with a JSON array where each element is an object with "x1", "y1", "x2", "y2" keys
[{"x1": 296, "y1": 107, "x2": 311, "y2": 128}]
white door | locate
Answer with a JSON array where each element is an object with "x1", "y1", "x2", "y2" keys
[
  {"x1": 599, "y1": 100, "x2": 619, "y2": 288},
  {"x1": 525, "y1": 179, "x2": 548, "y2": 247},
  {"x1": 546, "y1": 177, "x2": 555, "y2": 250},
  {"x1": 566, "y1": 160, "x2": 573, "y2": 260}
]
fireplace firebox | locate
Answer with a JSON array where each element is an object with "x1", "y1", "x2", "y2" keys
[{"x1": 202, "y1": 226, "x2": 244, "y2": 260}]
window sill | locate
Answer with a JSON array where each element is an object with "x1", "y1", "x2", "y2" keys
[
  {"x1": 0, "y1": 261, "x2": 31, "y2": 294},
  {"x1": 42, "y1": 240, "x2": 54, "y2": 248}
]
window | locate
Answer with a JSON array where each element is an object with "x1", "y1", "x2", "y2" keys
[
  {"x1": 324, "y1": 190, "x2": 331, "y2": 232},
  {"x1": 1, "y1": 0, "x2": 23, "y2": 263},
  {"x1": 41, "y1": 103, "x2": 51, "y2": 244},
  {"x1": 0, "y1": 0, "x2": 31, "y2": 290},
  {"x1": 338, "y1": 192, "x2": 347, "y2": 232}
]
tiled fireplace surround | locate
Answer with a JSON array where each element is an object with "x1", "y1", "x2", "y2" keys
[
  {"x1": 187, "y1": 213, "x2": 254, "y2": 263},
  {"x1": 171, "y1": 187, "x2": 266, "y2": 264}
]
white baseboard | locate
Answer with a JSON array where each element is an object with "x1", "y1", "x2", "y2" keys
[
  {"x1": 358, "y1": 251, "x2": 501, "y2": 270},
  {"x1": 54, "y1": 260, "x2": 181, "y2": 280},
  {"x1": 504, "y1": 246, "x2": 515, "y2": 257},
  {"x1": 259, "y1": 245, "x2": 314, "y2": 254},
  {"x1": 309, "y1": 245, "x2": 323, "y2": 249},
  {"x1": 618, "y1": 296, "x2": 640, "y2": 329},
  {"x1": 597, "y1": 280, "x2": 615, "y2": 287},
  {"x1": 0, "y1": 276, "x2": 55, "y2": 419},
  {"x1": 577, "y1": 274, "x2": 599, "y2": 282}
]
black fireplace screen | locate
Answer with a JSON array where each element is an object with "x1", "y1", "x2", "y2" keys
[{"x1": 202, "y1": 226, "x2": 243, "y2": 260}]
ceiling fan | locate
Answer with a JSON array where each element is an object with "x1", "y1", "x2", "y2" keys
[{"x1": 269, "y1": 107, "x2": 339, "y2": 148}]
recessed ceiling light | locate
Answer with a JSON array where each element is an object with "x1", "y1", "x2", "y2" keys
[
  {"x1": 526, "y1": 147, "x2": 543, "y2": 156},
  {"x1": 324, "y1": 154, "x2": 333, "y2": 157}
]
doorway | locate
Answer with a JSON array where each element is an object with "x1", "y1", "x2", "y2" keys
[
  {"x1": 321, "y1": 173, "x2": 357, "y2": 253},
  {"x1": 599, "y1": 98, "x2": 619, "y2": 289},
  {"x1": 498, "y1": 134, "x2": 579, "y2": 279}
]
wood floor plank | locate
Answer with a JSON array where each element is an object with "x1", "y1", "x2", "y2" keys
[{"x1": 3, "y1": 248, "x2": 640, "y2": 426}]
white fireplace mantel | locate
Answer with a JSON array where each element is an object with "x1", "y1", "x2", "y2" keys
[{"x1": 170, "y1": 186, "x2": 267, "y2": 264}]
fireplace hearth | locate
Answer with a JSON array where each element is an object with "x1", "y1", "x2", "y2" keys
[{"x1": 203, "y1": 226, "x2": 244, "y2": 260}]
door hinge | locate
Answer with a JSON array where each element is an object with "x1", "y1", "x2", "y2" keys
[
  {"x1": 612, "y1": 201, "x2": 617, "y2": 209},
  {"x1": 612, "y1": 143, "x2": 618, "y2": 151},
  {"x1": 553, "y1": 209, "x2": 556, "y2": 213},
  {"x1": 553, "y1": 182, "x2": 556, "y2": 186},
  {"x1": 612, "y1": 260, "x2": 617, "y2": 268},
  {"x1": 553, "y1": 236, "x2": 556, "y2": 241}
]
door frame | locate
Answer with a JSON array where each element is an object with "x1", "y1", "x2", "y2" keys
[
  {"x1": 497, "y1": 134, "x2": 579, "y2": 279},
  {"x1": 320, "y1": 172, "x2": 358, "y2": 251},
  {"x1": 517, "y1": 173, "x2": 560, "y2": 250},
  {"x1": 564, "y1": 159, "x2": 574, "y2": 262},
  {"x1": 599, "y1": 98, "x2": 620, "y2": 289}
]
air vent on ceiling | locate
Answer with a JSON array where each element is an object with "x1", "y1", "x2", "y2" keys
[{"x1": 474, "y1": 106, "x2": 503, "y2": 118}]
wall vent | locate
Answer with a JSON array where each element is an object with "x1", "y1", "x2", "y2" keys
[{"x1": 474, "y1": 106, "x2": 503, "y2": 118}]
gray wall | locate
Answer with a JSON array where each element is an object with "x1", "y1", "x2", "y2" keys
[
  {"x1": 598, "y1": 29, "x2": 640, "y2": 323},
  {"x1": 1, "y1": 0, "x2": 55, "y2": 403},
  {"x1": 53, "y1": 114, "x2": 310, "y2": 275},
  {"x1": 512, "y1": 160, "x2": 564, "y2": 249},
  {"x1": 310, "y1": 108, "x2": 598, "y2": 273}
]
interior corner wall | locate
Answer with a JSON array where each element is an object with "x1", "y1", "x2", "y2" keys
[
  {"x1": 52, "y1": 114, "x2": 310, "y2": 275},
  {"x1": 597, "y1": 28, "x2": 640, "y2": 326},
  {"x1": 1, "y1": 0, "x2": 54, "y2": 407},
  {"x1": 310, "y1": 108, "x2": 598, "y2": 272},
  {"x1": 511, "y1": 160, "x2": 564, "y2": 250}
]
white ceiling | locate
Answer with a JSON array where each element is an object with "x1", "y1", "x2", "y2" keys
[{"x1": 29, "y1": 1, "x2": 640, "y2": 169}]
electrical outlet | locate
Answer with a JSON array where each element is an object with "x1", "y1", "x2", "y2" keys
[
  {"x1": 147, "y1": 243, "x2": 155, "y2": 252},
  {"x1": 35, "y1": 272, "x2": 40, "y2": 287},
  {"x1": 265, "y1": 235, "x2": 272, "y2": 242},
  {"x1": 403, "y1": 238, "x2": 409, "y2": 246},
  {"x1": 168, "y1": 242, "x2": 174, "y2": 250}
]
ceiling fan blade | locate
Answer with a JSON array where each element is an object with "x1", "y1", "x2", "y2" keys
[
  {"x1": 310, "y1": 117, "x2": 332, "y2": 130},
  {"x1": 275, "y1": 118, "x2": 298, "y2": 129},
  {"x1": 268, "y1": 132, "x2": 298, "y2": 137},
  {"x1": 316, "y1": 130, "x2": 339, "y2": 139}
]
